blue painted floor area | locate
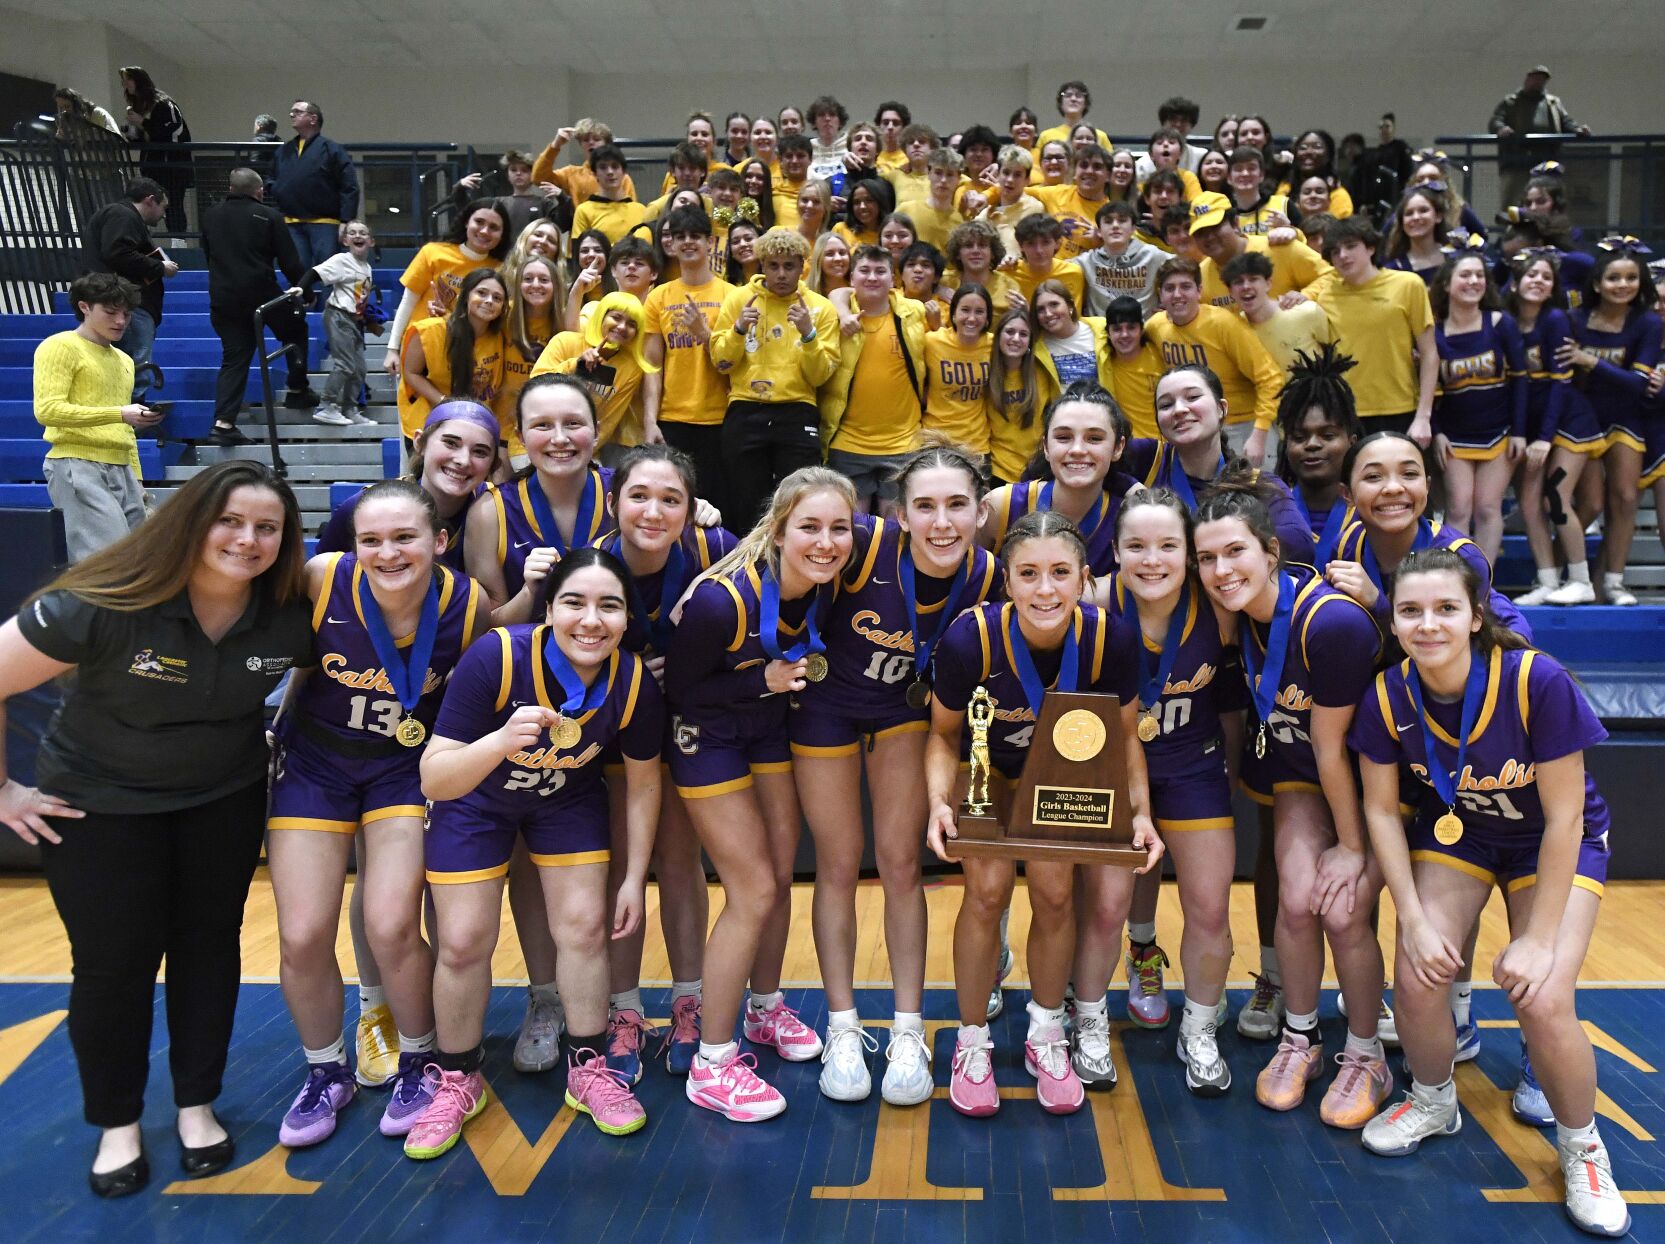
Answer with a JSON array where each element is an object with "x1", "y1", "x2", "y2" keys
[{"x1": 5, "y1": 982, "x2": 1663, "y2": 1242}]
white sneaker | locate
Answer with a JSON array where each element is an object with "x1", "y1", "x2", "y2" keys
[
  {"x1": 1513, "y1": 581, "x2": 1559, "y2": 606},
  {"x1": 513, "y1": 993, "x2": 564, "y2": 1073},
  {"x1": 1177, "y1": 1019, "x2": 1231, "y2": 1096},
  {"x1": 1605, "y1": 582, "x2": 1638, "y2": 607},
  {"x1": 1069, "y1": 1007, "x2": 1117, "y2": 1088},
  {"x1": 1362, "y1": 1088, "x2": 1461, "y2": 1156},
  {"x1": 1340, "y1": 989, "x2": 1401, "y2": 1047},
  {"x1": 1558, "y1": 1135, "x2": 1632, "y2": 1237},
  {"x1": 1545, "y1": 580, "x2": 1597, "y2": 606},
  {"x1": 349, "y1": 409, "x2": 378, "y2": 426},
  {"x1": 312, "y1": 404, "x2": 352, "y2": 426},
  {"x1": 880, "y1": 1027, "x2": 933, "y2": 1106},
  {"x1": 818, "y1": 1023, "x2": 878, "y2": 1102}
]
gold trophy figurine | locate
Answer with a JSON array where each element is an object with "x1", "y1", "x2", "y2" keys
[{"x1": 965, "y1": 686, "x2": 995, "y2": 816}]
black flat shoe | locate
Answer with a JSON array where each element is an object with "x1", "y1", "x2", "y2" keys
[
  {"x1": 88, "y1": 1151, "x2": 149, "y2": 1198},
  {"x1": 180, "y1": 1135, "x2": 235, "y2": 1177}
]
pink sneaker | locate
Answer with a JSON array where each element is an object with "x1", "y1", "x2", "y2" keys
[
  {"x1": 402, "y1": 1067, "x2": 487, "y2": 1160},
  {"x1": 743, "y1": 999, "x2": 824, "y2": 1062},
  {"x1": 685, "y1": 1050, "x2": 787, "y2": 1122},
  {"x1": 565, "y1": 1049, "x2": 647, "y2": 1136},
  {"x1": 1024, "y1": 1024, "x2": 1085, "y2": 1115},
  {"x1": 949, "y1": 1032, "x2": 999, "y2": 1118}
]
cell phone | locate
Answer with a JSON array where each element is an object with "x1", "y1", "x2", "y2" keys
[
  {"x1": 582, "y1": 361, "x2": 618, "y2": 386},
  {"x1": 146, "y1": 400, "x2": 173, "y2": 417}
]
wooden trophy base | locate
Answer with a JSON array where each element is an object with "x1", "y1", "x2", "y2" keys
[{"x1": 947, "y1": 808, "x2": 1148, "y2": 867}]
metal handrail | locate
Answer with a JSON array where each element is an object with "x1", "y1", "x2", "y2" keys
[{"x1": 251, "y1": 290, "x2": 302, "y2": 478}]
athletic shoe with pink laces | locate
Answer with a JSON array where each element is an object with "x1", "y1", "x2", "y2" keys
[
  {"x1": 685, "y1": 1050, "x2": 787, "y2": 1122},
  {"x1": 1025, "y1": 1024, "x2": 1085, "y2": 1115},
  {"x1": 663, "y1": 994, "x2": 702, "y2": 1076},
  {"x1": 1125, "y1": 942, "x2": 1171, "y2": 1029},
  {"x1": 605, "y1": 1009, "x2": 653, "y2": 1085},
  {"x1": 1255, "y1": 1032, "x2": 1323, "y2": 1112},
  {"x1": 949, "y1": 1031, "x2": 999, "y2": 1118},
  {"x1": 743, "y1": 999, "x2": 824, "y2": 1062},
  {"x1": 402, "y1": 1067, "x2": 487, "y2": 1160},
  {"x1": 565, "y1": 1049, "x2": 647, "y2": 1135},
  {"x1": 1319, "y1": 1049, "x2": 1392, "y2": 1129}
]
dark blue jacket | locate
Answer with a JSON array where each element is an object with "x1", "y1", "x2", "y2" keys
[{"x1": 267, "y1": 133, "x2": 360, "y2": 222}]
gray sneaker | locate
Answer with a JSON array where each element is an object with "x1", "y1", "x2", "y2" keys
[
  {"x1": 986, "y1": 944, "x2": 1013, "y2": 1021},
  {"x1": 311, "y1": 404, "x2": 352, "y2": 426},
  {"x1": 1177, "y1": 1020, "x2": 1232, "y2": 1097},
  {"x1": 513, "y1": 992, "x2": 564, "y2": 1073},
  {"x1": 1070, "y1": 1007, "x2": 1118, "y2": 1089}
]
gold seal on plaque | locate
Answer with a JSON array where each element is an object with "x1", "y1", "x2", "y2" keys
[{"x1": 1052, "y1": 708, "x2": 1106, "y2": 762}]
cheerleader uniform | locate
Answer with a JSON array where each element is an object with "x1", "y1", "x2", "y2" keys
[
  {"x1": 985, "y1": 479, "x2": 1125, "y2": 576},
  {"x1": 424, "y1": 627, "x2": 662, "y2": 883},
  {"x1": 790, "y1": 515, "x2": 999, "y2": 756},
  {"x1": 480, "y1": 467, "x2": 614, "y2": 598},
  {"x1": 1432, "y1": 312, "x2": 1527, "y2": 460},
  {"x1": 1567, "y1": 306, "x2": 1662, "y2": 457},
  {"x1": 269, "y1": 555, "x2": 485, "y2": 833},
  {"x1": 1349, "y1": 644, "x2": 1610, "y2": 893},
  {"x1": 1517, "y1": 308, "x2": 1595, "y2": 452}
]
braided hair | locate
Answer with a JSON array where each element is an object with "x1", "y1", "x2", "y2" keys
[{"x1": 1273, "y1": 342, "x2": 1363, "y2": 486}]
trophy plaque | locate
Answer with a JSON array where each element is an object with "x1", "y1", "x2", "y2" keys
[{"x1": 948, "y1": 687, "x2": 1144, "y2": 867}]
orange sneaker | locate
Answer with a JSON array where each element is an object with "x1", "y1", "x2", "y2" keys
[
  {"x1": 1320, "y1": 1049, "x2": 1392, "y2": 1129},
  {"x1": 1254, "y1": 1032, "x2": 1322, "y2": 1111}
]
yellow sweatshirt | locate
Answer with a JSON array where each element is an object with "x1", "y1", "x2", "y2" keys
[
  {"x1": 34, "y1": 330, "x2": 139, "y2": 471},
  {"x1": 819, "y1": 291, "x2": 929, "y2": 451},
  {"x1": 709, "y1": 275, "x2": 840, "y2": 406}
]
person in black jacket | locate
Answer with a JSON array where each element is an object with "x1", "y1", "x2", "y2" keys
[
  {"x1": 200, "y1": 168, "x2": 314, "y2": 446},
  {"x1": 267, "y1": 101, "x2": 360, "y2": 270},
  {"x1": 81, "y1": 177, "x2": 177, "y2": 401},
  {"x1": 119, "y1": 66, "x2": 193, "y2": 233}
]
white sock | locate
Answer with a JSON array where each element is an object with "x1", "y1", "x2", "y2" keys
[
  {"x1": 1535, "y1": 567, "x2": 1560, "y2": 588},
  {"x1": 892, "y1": 1011, "x2": 924, "y2": 1034},
  {"x1": 1261, "y1": 946, "x2": 1280, "y2": 985},
  {"x1": 671, "y1": 978, "x2": 702, "y2": 1001},
  {"x1": 1450, "y1": 981, "x2": 1473, "y2": 1026},
  {"x1": 1604, "y1": 571, "x2": 1626, "y2": 591},
  {"x1": 1345, "y1": 1029, "x2": 1385, "y2": 1061},
  {"x1": 610, "y1": 988, "x2": 643, "y2": 1016},
  {"x1": 1127, "y1": 920, "x2": 1157, "y2": 946},
  {"x1": 1026, "y1": 999, "x2": 1068, "y2": 1039},
  {"x1": 304, "y1": 1035, "x2": 347, "y2": 1066},
  {"x1": 1181, "y1": 995, "x2": 1220, "y2": 1031},
  {"x1": 529, "y1": 981, "x2": 560, "y2": 1005},
  {"x1": 1285, "y1": 1007, "x2": 1319, "y2": 1035},
  {"x1": 1412, "y1": 1076, "x2": 1456, "y2": 1106},
  {"x1": 398, "y1": 1029, "x2": 435, "y2": 1055},
  {"x1": 359, "y1": 984, "x2": 385, "y2": 1011},
  {"x1": 1566, "y1": 561, "x2": 1591, "y2": 584},
  {"x1": 1073, "y1": 997, "x2": 1108, "y2": 1028},
  {"x1": 1557, "y1": 1119, "x2": 1600, "y2": 1149},
  {"x1": 957, "y1": 1022, "x2": 990, "y2": 1047},
  {"x1": 749, "y1": 989, "x2": 783, "y2": 1014},
  {"x1": 697, "y1": 1039, "x2": 737, "y2": 1067},
  {"x1": 827, "y1": 1007, "x2": 860, "y2": 1032}
]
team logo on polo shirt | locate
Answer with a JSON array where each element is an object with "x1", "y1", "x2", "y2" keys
[
  {"x1": 129, "y1": 648, "x2": 188, "y2": 684},
  {"x1": 246, "y1": 655, "x2": 296, "y2": 675}
]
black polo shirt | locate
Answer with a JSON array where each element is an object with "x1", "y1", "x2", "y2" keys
[{"x1": 17, "y1": 586, "x2": 315, "y2": 814}]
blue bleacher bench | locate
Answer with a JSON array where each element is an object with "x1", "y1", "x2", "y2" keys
[
  {"x1": 0, "y1": 439, "x2": 163, "y2": 483},
  {"x1": 0, "y1": 483, "x2": 50, "y2": 508},
  {"x1": 0, "y1": 400, "x2": 218, "y2": 442}
]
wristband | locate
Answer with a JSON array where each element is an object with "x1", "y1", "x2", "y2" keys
[{"x1": 800, "y1": 327, "x2": 817, "y2": 343}]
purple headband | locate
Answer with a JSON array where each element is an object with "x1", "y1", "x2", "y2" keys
[{"x1": 422, "y1": 399, "x2": 501, "y2": 441}]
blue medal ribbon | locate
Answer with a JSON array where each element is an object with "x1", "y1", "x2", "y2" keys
[
  {"x1": 758, "y1": 568, "x2": 824, "y2": 663},
  {"x1": 1162, "y1": 446, "x2": 1224, "y2": 512},
  {"x1": 1238, "y1": 572, "x2": 1296, "y2": 727},
  {"x1": 1038, "y1": 481, "x2": 1108, "y2": 544},
  {"x1": 609, "y1": 534, "x2": 685, "y2": 655},
  {"x1": 525, "y1": 470, "x2": 598, "y2": 558},
  {"x1": 1139, "y1": 585, "x2": 1189, "y2": 712},
  {"x1": 1360, "y1": 517, "x2": 1434, "y2": 597},
  {"x1": 1292, "y1": 490, "x2": 1348, "y2": 570},
  {"x1": 1005, "y1": 605, "x2": 1080, "y2": 713},
  {"x1": 1405, "y1": 642, "x2": 1489, "y2": 813},
  {"x1": 356, "y1": 569, "x2": 439, "y2": 716},
  {"x1": 900, "y1": 540, "x2": 970, "y2": 680},
  {"x1": 542, "y1": 628, "x2": 611, "y2": 717}
]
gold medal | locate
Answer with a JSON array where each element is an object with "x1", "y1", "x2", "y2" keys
[
  {"x1": 905, "y1": 679, "x2": 932, "y2": 710},
  {"x1": 1254, "y1": 722, "x2": 1267, "y2": 759},
  {"x1": 550, "y1": 715, "x2": 583, "y2": 750},
  {"x1": 1434, "y1": 810, "x2": 1464, "y2": 845},
  {"x1": 1137, "y1": 711, "x2": 1160, "y2": 743},
  {"x1": 803, "y1": 652, "x2": 828, "y2": 682},
  {"x1": 394, "y1": 716, "x2": 427, "y2": 748}
]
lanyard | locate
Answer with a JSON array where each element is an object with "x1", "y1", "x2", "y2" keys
[
  {"x1": 542, "y1": 629, "x2": 611, "y2": 717},
  {"x1": 1293, "y1": 491, "x2": 1348, "y2": 571},
  {"x1": 356, "y1": 570, "x2": 438, "y2": 714},
  {"x1": 609, "y1": 534, "x2": 686, "y2": 654},
  {"x1": 1406, "y1": 644, "x2": 1489, "y2": 814},
  {"x1": 900, "y1": 541, "x2": 969, "y2": 679},
  {"x1": 1006, "y1": 606, "x2": 1080, "y2": 711},
  {"x1": 1163, "y1": 446, "x2": 1224, "y2": 512},
  {"x1": 1039, "y1": 481, "x2": 1108, "y2": 544},
  {"x1": 1360, "y1": 518, "x2": 1434, "y2": 597},
  {"x1": 758, "y1": 569, "x2": 824, "y2": 662},
  {"x1": 1139, "y1": 586, "x2": 1189, "y2": 711},
  {"x1": 525, "y1": 471, "x2": 598, "y2": 558},
  {"x1": 1239, "y1": 572, "x2": 1296, "y2": 727}
]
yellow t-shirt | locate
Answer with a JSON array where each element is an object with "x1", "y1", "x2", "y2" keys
[
  {"x1": 1235, "y1": 195, "x2": 1290, "y2": 237},
  {"x1": 1310, "y1": 270, "x2": 1434, "y2": 417},
  {"x1": 530, "y1": 147, "x2": 636, "y2": 205},
  {"x1": 493, "y1": 311, "x2": 557, "y2": 454},
  {"x1": 572, "y1": 198, "x2": 648, "y2": 246},
  {"x1": 1144, "y1": 304, "x2": 1282, "y2": 430},
  {"x1": 642, "y1": 276, "x2": 734, "y2": 427},
  {"x1": 1032, "y1": 185, "x2": 1107, "y2": 260},
  {"x1": 1106, "y1": 343, "x2": 1165, "y2": 440},
  {"x1": 986, "y1": 370, "x2": 1057, "y2": 484},
  {"x1": 1277, "y1": 182, "x2": 1356, "y2": 220},
  {"x1": 399, "y1": 317, "x2": 506, "y2": 438},
  {"x1": 836, "y1": 312, "x2": 923, "y2": 455},
  {"x1": 530, "y1": 332, "x2": 646, "y2": 446},
  {"x1": 944, "y1": 269, "x2": 1022, "y2": 312},
  {"x1": 772, "y1": 176, "x2": 804, "y2": 230},
  {"x1": 1037, "y1": 124, "x2": 1112, "y2": 152},
  {"x1": 981, "y1": 195, "x2": 1045, "y2": 257},
  {"x1": 923, "y1": 328, "x2": 993, "y2": 455},
  {"x1": 1013, "y1": 259, "x2": 1086, "y2": 311},
  {"x1": 885, "y1": 167, "x2": 930, "y2": 209},
  {"x1": 1248, "y1": 301, "x2": 1335, "y2": 377},
  {"x1": 1199, "y1": 235, "x2": 1333, "y2": 308},
  {"x1": 876, "y1": 148, "x2": 910, "y2": 172},
  {"x1": 833, "y1": 221, "x2": 880, "y2": 251},
  {"x1": 907, "y1": 201, "x2": 965, "y2": 253},
  {"x1": 399, "y1": 243, "x2": 494, "y2": 316}
]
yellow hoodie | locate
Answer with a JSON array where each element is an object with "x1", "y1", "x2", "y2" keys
[{"x1": 709, "y1": 275, "x2": 840, "y2": 406}]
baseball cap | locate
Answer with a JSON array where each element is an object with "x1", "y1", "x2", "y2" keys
[
  {"x1": 1528, "y1": 64, "x2": 1552, "y2": 77},
  {"x1": 1188, "y1": 191, "x2": 1231, "y2": 235}
]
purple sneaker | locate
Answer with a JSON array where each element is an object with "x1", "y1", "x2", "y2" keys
[
  {"x1": 379, "y1": 1053, "x2": 438, "y2": 1138},
  {"x1": 279, "y1": 1061, "x2": 357, "y2": 1148}
]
